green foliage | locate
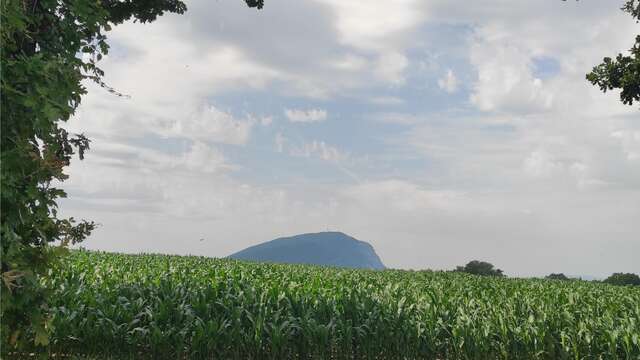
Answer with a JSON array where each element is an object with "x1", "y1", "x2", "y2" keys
[
  {"x1": 604, "y1": 273, "x2": 640, "y2": 286},
  {"x1": 455, "y1": 260, "x2": 504, "y2": 277},
  {"x1": 1, "y1": 0, "x2": 264, "y2": 350},
  {"x1": 586, "y1": 0, "x2": 640, "y2": 106},
  {"x1": 546, "y1": 273, "x2": 570, "y2": 281},
  {"x1": 0, "y1": 0, "x2": 259, "y2": 352},
  {"x1": 20, "y1": 250, "x2": 640, "y2": 359},
  {"x1": 1, "y1": 0, "x2": 108, "y2": 349}
]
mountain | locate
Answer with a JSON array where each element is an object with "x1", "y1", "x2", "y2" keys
[{"x1": 229, "y1": 232, "x2": 385, "y2": 270}]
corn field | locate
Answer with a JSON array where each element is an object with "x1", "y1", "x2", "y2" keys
[{"x1": 42, "y1": 250, "x2": 639, "y2": 359}]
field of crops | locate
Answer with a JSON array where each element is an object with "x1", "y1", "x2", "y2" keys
[{"x1": 42, "y1": 250, "x2": 639, "y2": 359}]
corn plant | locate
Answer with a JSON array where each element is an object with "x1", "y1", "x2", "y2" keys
[{"x1": 36, "y1": 250, "x2": 640, "y2": 359}]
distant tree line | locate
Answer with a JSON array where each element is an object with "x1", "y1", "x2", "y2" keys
[
  {"x1": 455, "y1": 261, "x2": 640, "y2": 286},
  {"x1": 546, "y1": 273, "x2": 570, "y2": 281}
]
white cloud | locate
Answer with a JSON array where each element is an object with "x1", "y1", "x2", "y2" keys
[
  {"x1": 331, "y1": 54, "x2": 368, "y2": 71},
  {"x1": 161, "y1": 105, "x2": 253, "y2": 145},
  {"x1": 67, "y1": 94, "x2": 256, "y2": 146},
  {"x1": 438, "y1": 69, "x2": 458, "y2": 93},
  {"x1": 290, "y1": 140, "x2": 346, "y2": 162},
  {"x1": 125, "y1": 0, "x2": 426, "y2": 99},
  {"x1": 76, "y1": 141, "x2": 232, "y2": 176},
  {"x1": 523, "y1": 150, "x2": 564, "y2": 178},
  {"x1": 183, "y1": 141, "x2": 231, "y2": 174},
  {"x1": 318, "y1": 0, "x2": 424, "y2": 51},
  {"x1": 345, "y1": 180, "x2": 462, "y2": 212},
  {"x1": 469, "y1": 37, "x2": 553, "y2": 113},
  {"x1": 102, "y1": 21, "x2": 281, "y2": 103},
  {"x1": 435, "y1": 1, "x2": 639, "y2": 117},
  {"x1": 284, "y1": 108, "x2": 328, "y2": 123},
  {"x1": 611, "y1": 130, "x2": 640, "y2": 161},
  {"x1": 375, "y1": 52, "x2": 409, "y2": 85}
]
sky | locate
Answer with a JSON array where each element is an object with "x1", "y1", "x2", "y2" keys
[{"x1": 60, "y1": 0, "x2": 640, "y2": 278}]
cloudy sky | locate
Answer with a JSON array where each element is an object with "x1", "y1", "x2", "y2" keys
[{"x1": 61, "y1": 0, "x2": 639, "y2": 277}]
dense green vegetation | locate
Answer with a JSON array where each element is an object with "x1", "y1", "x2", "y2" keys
[
  {"x1": 30, "y1": 250, "x2": 639, "y2": 359},
  {"x1": 605, "y1": 273, "x2": 640, "y2": 287},
  {"x1": 455, "y1": 260, "x2": 504, "y2": 277}
]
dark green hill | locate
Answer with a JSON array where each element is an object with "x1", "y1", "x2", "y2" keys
[{"x1": 229, "y1": 231, "x2": 385, "y2": 269}]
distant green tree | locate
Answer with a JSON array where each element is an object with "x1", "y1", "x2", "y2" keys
[
  {"x1": 1, "y1": 0, "x2": 264, "y2": 352},
  {"x1": 546, "y1": 273, "x2": 570, "y2": 281},
  {"x1": 586, "y1": 0, "x2": 640, "y2": 106},
  {"x1": 604, "y1": 273, "x2": 640, "y2": 286},
  {"x1": 456, "y1": 260, "x2": 504, "y2": 277}
]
